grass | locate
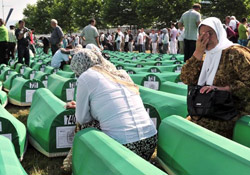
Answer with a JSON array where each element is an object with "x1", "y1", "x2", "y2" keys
[{"x1": 6, "y1": 103, "x2": 164, "y2": 175}]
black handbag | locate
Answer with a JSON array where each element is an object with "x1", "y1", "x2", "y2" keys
[{"x1": 187, "y1": 86, "x2": 238, "y2": 120}]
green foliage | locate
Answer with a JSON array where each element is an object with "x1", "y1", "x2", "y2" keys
[{"x1": 22, "y1": 0, "x2": 250, "y2": 34}]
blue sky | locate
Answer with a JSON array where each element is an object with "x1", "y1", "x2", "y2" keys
[{"x1": 1, "y1": 0, "x2": 37, "y2": 27}]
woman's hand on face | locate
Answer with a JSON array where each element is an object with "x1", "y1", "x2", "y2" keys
[
  {"x1": 200, "y1": 85, "x2": 231, "y2": 94},
  {"x1": 65, "y1": 101, "x2": 76, "y2": 109},
  {"x1": 193, "y1": 32, "x2": 210, "y2": 60}
]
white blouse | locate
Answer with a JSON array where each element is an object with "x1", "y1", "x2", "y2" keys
[{"x1": 76, "y1": 68, "x2": 157, "y2": 144}]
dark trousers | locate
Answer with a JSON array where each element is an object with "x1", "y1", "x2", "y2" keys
[
  {"x1": 8, "y1": 42, "x2": 16, "y2": 60},
  {"x1": 0, "y1": 41, "x2": 8, "y2": 64},
  {"x1": 139, "y1": 44, "x2": 143, "y2": 53},
  {"x1": 124, "y1": 42, "x2": 129, "y2": 52},
  {"x1": 51, "y1": 44, "x2": 60, "y2": 56},
  {"x1": 17, "y1": 44, "x2": 30, "y2": 66},
  {"x1": 184, "y1": 39, "x2": 196, "y2": 62}
]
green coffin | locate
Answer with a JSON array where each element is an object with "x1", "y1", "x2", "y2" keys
[
  {"x1": 0, "y1": 67, "x2": 12, "y2": 82},
  {"x1": 33, "y1": 71, "x2": 50, "y2": 88},
  {"x1": 139, "y1": 86, "x2": 187, "y2": 124},
  {"x1": 0, "y1": 106, "x2": 27, "y2": 160},
  {"x1": 27, "y1": 88, "x2": 76, "y2": 157},
  {"x1": 32, "y1": 62, "x2": 47, "y2": 72},
  {"x1": 72, "y1": 128, "x2": 167, "y2": 175},
  {"x1": 44, "y1": 66, "x2": 58, "y2": 74},
  {"x1": 56, "y1": 70, "x2": 75, "y2": 78},
  {"x1": 0, "y1": 90, "x2": 8, "y2": 107},
  {"x1": 8, "y1": 59, "x2": 17, "y2": 69},
  {"x1": 15, "y1": 63, "x2": 27, "y2": 75},
  {"x1": 0, "y1": 136, "x2": 27, "y2": 175},
  {"x1": 3, "y1": 71, "x2": 23, "y2": 91},
  {"x1": 233, "y1": 115, "x2": 250, "y2": 148},
  {"x1": 157, "y1": 115, "x2": 250, "y2": 175},
  {"x1": 8, "y1": 77, "x2": 44, "y2": 106},
  {"x1": 47, "y1": 74, "x2": 77, "y2": 102},
  {"x1": 23, "y1": 67, "x2": 37, "y2": 80},
  {"x1": 63, "y1": 64, "x2": 73, "y2": 72},
  {"x1": 160, "y1": 81, "x2": 187, "y2": 96}
]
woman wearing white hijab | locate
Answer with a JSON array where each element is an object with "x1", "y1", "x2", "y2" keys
[{"x1": 181, "y1": 17, "x2": 250, "y2": 138}]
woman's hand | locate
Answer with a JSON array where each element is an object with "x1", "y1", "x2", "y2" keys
[
  {"x1": 65, "y1": 101, "x2": 76, "y2": 109},
  {"x1": 200, "y1": 86, "x2": 230, "y2": 94},
  {"x1": 193, "y1": 32, "x2": 210, "y2": 60}
]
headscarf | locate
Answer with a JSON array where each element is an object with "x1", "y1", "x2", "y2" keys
[
  {"x1": 197, "y1": 17, "x2": 234, "y2": 86},
  {"x1": 70, "y1": 48, "x2": 138, "y2": 93}
]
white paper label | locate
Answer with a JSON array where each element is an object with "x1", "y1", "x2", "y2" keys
[
  {"x1": 43, "y1": 80, "x2": 48, "y2": 88},
  {"x1": 0, "y1": 122, "x2": 2, "y2": 132},
  {"x1": 66, "y1": 88, "x2": 75, "y2": 101},
  {"x1": 5, "y1": 75, "x2": 8, "y2": 80},
  {"x1": 30, "y1": 73, "x2": 35, "y2": 80},
  {"x1": 54, "y1": 68, "x2": 59, "y2": 73},
  {"x1": 38, "y1": 60, "x2": 43, "y2": 63},
  {"x1": 56, "y1": 126, "x2": 75, "y2": 148},
  {"x1": 40, "y1": 67, "x2": 45, "y2": 72},
  {"x1": 144, "y1": 81, "x2": 159, "y2": 90},
  {"x1": 1, "y1": 134, "x2": 12, "y2": 141},
  {"x1": 64, "y1": 115, "x2": 76, "y2": 125},
  {"x1": 10, "y1": 60, "x2": 15, "y2": 66},
  {"x1": 29, "y1": 82, "x2": 39, "y2": 89},
  {"x1": 26, "y1": 90, "x2": 36, "y2": 103},
  {"x1": 175, "y1": 70, "x2": 181, "y2": 73},
  {"x1": 137, "y1": 64, "x2": 143, "y2": 68},
  {"x1": 20, "y1": 69, "x2": 24, "y2": 74},
  {"x1": 151, "y1": 68, "x2": 158, "y2": 73}
]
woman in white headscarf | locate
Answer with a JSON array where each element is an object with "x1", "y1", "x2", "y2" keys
[
  {"x1": 181, "y1": 17, "x2": 250, "y2": 138},
  {"x1": 62, "y1": 48, "x2": 157, "y2": 172}
]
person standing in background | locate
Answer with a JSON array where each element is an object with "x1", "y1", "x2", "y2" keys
[
  {"x1": 8, "y1": 25, "x2": 16, "y2": 61},
  {"x1": 170, "y1": 23, "x2": 178, "y2": 54},
  {"x1": 29, "y1": 28, "x2": 36, "y2": 56},
  {"x1": 162, "y1": 28, "x2": 169, "y2": 54},
  {"x1": 80, "y1": 19, "x2": 100, "y2": 48},
  {"x1": 0, "y1": 19, "x2": 8, "y2": 64},
  {"x1": 50, "y1": 19, "x2": 64, "y2": 55},
  {"x1": 128, "y1": 30, "x2": 133, "y2": 52},
  {"x1": 178, "y1": 3, "x2": 201, "y2": 61},
  {"x1": 15, "y1": 20, "x2": 30, "y2": 65},
  {"x1": 177, "y1": 26, "x2": 185, "y2": 54},
  {"x1": 124, "y1": 31, "x2": 129, "y2": 52},
  {"x1": 238, "y1": 18, "x2": 248, "y2": 47},
  {"x1": 115, "y1": 28, "x2": 124, "y2": 51},
  {"x1": 149, "y1": 29, "x2": 158, "y2": 54}
]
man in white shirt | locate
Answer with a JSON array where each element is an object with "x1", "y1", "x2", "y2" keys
[
  {"x1": 51, "y1": 45, "x2": 72, "y2": 69},
  {"x1": 177, "y1": 26, "x2": 185, "y2": 54},
  {"x1": 141, "y1": 28, "x2": 148, "y2": 53},
  {"x1": 170, "y1": 23, "x2": 178, "y2": 54},
  {"x1": 74, "y1": 35, "x2": 79, "y2": 47},
  {"x1": 149, "y1": 29, "x2": 158, "y2": 54},
  {"x1": 162, "y1": 28, "x2": 169, "y2": 54},
  {"x1": 115, "y1": 28, "x2": 124, "y2": 51},
  {"x1": 138, "y1": 29, "x2": 144, "y2": 53}
]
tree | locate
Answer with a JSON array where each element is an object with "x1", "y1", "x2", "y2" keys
[
  {"x1": 102, "y1": 0, "x2": 138, "y2": 27},
  {"x1": 201, "y1": 0, "x2": 250, "y2": 22}
]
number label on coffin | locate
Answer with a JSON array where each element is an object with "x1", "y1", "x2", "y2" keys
[
  {"x1": 26, "y1": 90, "x2": 36, "y2": 103},
  {"x1": 132, "y1": 57, "x2": 137, "y2": 61},
  {"x1": 136, "y1": 64, "x2": 143, "y2": 68},
  {"x1": 64, "y1": 115, "x2": 76, "y2": 125},
  {"x1": 56, "y1": 126, "x2": 75, "y2": 148},
  {"x1": 38, "y1": 60, "x2": 43, "y2": 63},
  {"x1": 20, "y1": 68, "x2": 25, "y2": 74},
  {"x1": 144, "y1": 81, "x2": 159, "y2": 90},
  {"x1": 69, "y1": 82, "x2": 76, "y2": 89},
  {"x1": 151, "y1": 68, "x2": 159, "y2": 73},
  {"x1": 117, "y1": 66, "x2": 123, "y2": 70},
  {"x1": 146, "y1": 108, "x2": 157, "y2": 127},
  {"x1": 1, "y1": 133, "x2": 12, "y2": 141},
  {"x1": 127, "y1": 71, "x2": 135, "y2": 75},
  {"x1": 10, "y1": 60, "x2": 15, "y2": 66},
  {"x1": 171, "y1": 56, "x2": 177, "y2": 60},
  {"x1": 178, "y1": 82, "x2": 185, "y2": 85},
  {"x1": 0, "y1": 121, "x2": 2, "y2": 132},
  {"x1": 156, "y1": 58, "x2": 162, "y2": 61},
  {"x1": 66, "y1": 88, "x2": 75, "y2": 101},
  {"x1": 30, "y1": 71, "x2": 36, "y2": 80},
  {"x1": 175, "y1": 61, "x2": 182, "y2": 65},
  {"x1": 40, "y1": 65, "x2": 46, "y2": 72},
  {"x1": 175, "y1": 66, "x2": 182, "y2": 73},
  {"x1": 29, "y1": 82, "x2": 39, "y2": 89},
  {"x1": 53, "y1": 68, "x2": 59, "y2": 74},
  {"x1": 118, "y1": 59, "x2": 124, "y2": 62},
  {"x1": 155, "y1": 62, "x2": 162, "y2": 66}
]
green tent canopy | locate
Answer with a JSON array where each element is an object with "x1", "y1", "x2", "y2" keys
[
  {"x1": 0, "y1": 136, "x2": 27, "y2": 175},
  {"x1": 33, "y1": 71, "x2": 50, "y2": 88},
  {"x1": 160, "y1": 81, "x2": 187, "y2": 96},
  {"x1": 0, "y1": 67, "x2": 12, "y2": 82},
  {"x1": 233, "y1": 115, "x2": 250, "y2": 148},
  {"x1": 157, "y1": 115, "x2": 250, "y2": 175},
  {"x1": 72, "y1": 128, "x2": 167, "y2": 175},
  {"x1": 8, "y1": 77, "x2": 44, "y2": 106},
  {"x1": 47, "y1": 74, "x2": 77, "y2": 102},
  {"x1": 56, "y1": 70, "x2": 75, "y2": 78},
  {"x1": 3, "y1": 71, "x2": 23, "y2": 91},
  {"x1": 0, "y1": 106, "x2": 27, "y2": 160},
  {"x1": 0, "y1": 90, "x2": 8, "y2": 107},
  {"x1": 139, "y1": 86, "x2": 187, "y2": 123},
  {"x1": 27, "y1": 88, "x2": 76, "y2": 157}
]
